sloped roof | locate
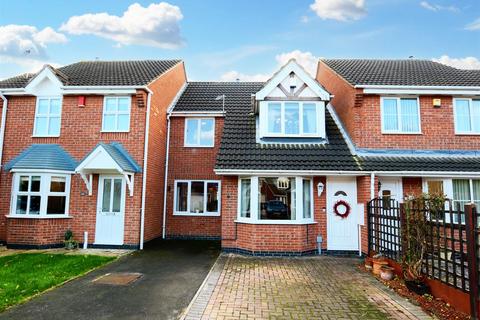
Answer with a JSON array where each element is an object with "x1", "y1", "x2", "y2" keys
[
  {"x1": 361, "y1": 156, "x2": 480, "y2": 173},
  {"x1": 78, "y1": 142, "x2": 141, "y2": 173},
  {"x1": 4, "y1": 144, "x2": 77, "y2": 172},
  {"x1": 174, "y1": 82, "x2": 361, "y2": 172},
  {"x1": 0, "y1": 60, "x2": 181, "y2": 88},
  {"x1": 321, "y1": 59, "x2": 480, "y2": 87}
]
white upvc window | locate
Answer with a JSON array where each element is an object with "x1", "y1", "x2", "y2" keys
[
  {"x1": 237, "y1": 176, "x2": 314, "y2": 224},
  {"x1": 33, "y1": 97, "x2": 62, "y2": 137},
  {"x1": 10, "y1": 173, "x2": 71, "y2": 217},
  {"x1": 453, "y1": 98, "x2": 480, "y2": 134},
  {"x1": 381, "y1": 97, "x2": 421, "y2": 134},
  {"x1": 173, "y1": 180, "x2": 221, "y2": 216},
  {"x1": 102, "y1": 96, "x2": 131, "y2": 132},
  {"x1": 184, "y1": 118, "x2": 215, "y2": 147},
  {"x1": 260, "y1": 101, "x2": 324, "y2": 138}
]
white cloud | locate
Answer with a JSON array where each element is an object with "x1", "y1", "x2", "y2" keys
[
  {"x1": 420, "y1": 1, "x2": 459, "y2": 12},
  {"x1": 310, "y1": 0, "x2": 366, "y2": 22},
  {"x1": 432, "y1": 55, "x2": 480, "y2": 70},
  {"x1": 465, "y1": 18, "x2": 480, "y2": 31},
  {"x1": 220, "y1": 50, "x2": 320, "y2": 81},
  {"x1": 60, "y1": 2, "x2": 184, "y2": 48},
  {"x1": 0, "y1": 24, "x2": 66, "y2": 74}
]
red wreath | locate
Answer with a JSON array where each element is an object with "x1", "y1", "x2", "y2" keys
[{"x1": 333, "y1": 200, "x2": 351, "y2": 219}]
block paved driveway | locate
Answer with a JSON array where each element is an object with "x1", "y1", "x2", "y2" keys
[
  {"x1": 0, "y1": 240, "x2": 220, "y2": 320},
  {"x1": 184, "y1": 254, "x2": 432, "y2": 320}
]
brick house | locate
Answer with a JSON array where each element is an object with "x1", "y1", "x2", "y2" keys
[
  {"x1": 163, "y1": 59, "x2": 480, "y2": 255},
  {"x1": 0, "y1": 60, "x2": 186, "y2": 248}
]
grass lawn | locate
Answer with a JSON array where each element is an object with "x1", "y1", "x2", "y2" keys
[{"x1": 0, "y1": 253, "x2": 115, "y2": 312}]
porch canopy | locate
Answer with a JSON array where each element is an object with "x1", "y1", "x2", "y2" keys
[
  {"x1": 4, "y1": 144, "x2": 77, "y2": 172},
  {"x1": 75, "y1": 143, "x2": 141, "y2": 196}
]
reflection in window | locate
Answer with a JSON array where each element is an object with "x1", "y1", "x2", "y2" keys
[{"x1": 259, "y1": 177, "x2": 296, "y2": 220}]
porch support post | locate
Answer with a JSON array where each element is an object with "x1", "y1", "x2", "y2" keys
[
  {"x1": 124, "y1": 173, "x2": 134, "y2": 197},
  {"x1": 465, "y1": 204, "x2": 479, "y2": 320},
  {"x1": 80, "y1": 172, "x2": 92, "y2": 196}
]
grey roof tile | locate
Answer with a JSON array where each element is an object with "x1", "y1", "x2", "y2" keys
[
  {"x1": 321, "y1": 59, "x2": 480, "y2": 87},
  {"x1": 101, "y1": 142, "x2": 141, "y2": 173},
  {"x1": 0, "y1": 60, "x2": 181, "y2": 88},
  {"x1": 361, "y1": 156, "x2": 480, "y2": 172},
  {"x1": 4, "y1": 144, "x2": 78, "y2": 171}
]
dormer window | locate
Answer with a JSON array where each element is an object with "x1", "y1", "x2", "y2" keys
[{"x1": 261, "y1": 101, "x2": 324, "y2": 138}]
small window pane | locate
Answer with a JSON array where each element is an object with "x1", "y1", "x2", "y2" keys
[
  {"x1": 117, "y1": 114, "x2": 130, "y2": 131},
  {"x1": 19, "y1": 176, "x2": 29, "y2": 192},
  {"x1": 31, "y1": 176, "x2": 41, "y2": 192},
  {"x1": 284, "y1": 103, "x2": 300, "y2": 134},
  {"x1": 35, "y1": 117, "x2": 48, "y2": 135},
  {"x1": 16, "y1": 196, "x2": 28, "y2": 214},
  {"x1": 303, "y1": 104, "x2": 317, "y2": 134},
  {"x1": 103, "y1": 115, "x2": 116, "y2": 131},
  {"x1": 200, "y1": 119, "x2": 214, "y2": 146},
  {"x1": 185, "y1": 119, "x2": 199, "y2": 145},
  {"x1": 400, "y1": 99, "x2": 420, "y2": 132},
  {"x1": 102, "y1": 179, "x2": 112, "y2": 212},
  {"x1": 118, "y1": 98, "x2": 129, "y2": 112},
  {"x1": 105, "y1": 98, "x2": 117, "y2": 112},
  {"x1": 240, "y1": 179, "x2": 251, "y2": 218},
  {"x1": 112, "y1": 179, "x2": 122, "y2": 212},
  {"x1": 176, "y1": 182, "x2": 188, "y2": 212},
  {"x1": 427, "y1": 180, "x2": 444, "y2": 195},
  {"x1": 29, "y1": 196, "x2": 41, "y2": 215},
  {"x1": 50, "y1": 99, "x2": 61, "y2": 115},
  {"x1": 472, "y1": 100, "x2": 480, "y2": 133},
  {"x1": 303, "y1": 180, "x2": 312, "y2": 219},
  {"x1": 190, "y1": 182, "x2": 204, "y2": 213},
  {"x1": 455, "y1": 99, "x2": 471, "y2": 133},
  {"x1": 206, "y1": 182, "x2": 218, "y2": 212},
  {"x1": 383, "y1": 99, "x2": 398, "y2": 131},
  {"x1": 268, "y1": 103, "x2": 281, "y2": 134},
  {"x1": 47, "y1": 196, "x2": 66, "y2": 215},
  {"x1": 38, "y1": 99, "x2": 49, "y2": 114},
  {"x1": 50, "y1": 176, "x2": 66, "y2": 192},
  {"x1": 259, "y1": 177, "x2": 296, "y2": 220},
  {"x1": 48, "y1": 117, "x2": 60, "y2": 135}
]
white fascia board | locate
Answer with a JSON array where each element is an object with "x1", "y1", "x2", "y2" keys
[
  {"x1": 357, "y1": 85, "x2": 480, "y2": 95},
  {"x1": 373, "y1": 171, "x2": 480, "y2": 178},
  {"x1": 4, "y1": 86, "x2": 145, "y2": 95},
  {"x1": 62, "y1": 89, "x2": 137, "y2": 95},
  {"x1": 356, "y1": 85, "x2": 480, "y2": 90},
  {"x1": 11, "y1": 169, "x2": 74, "y2": 174},
  {"x1": 214, "y1": 169, "x2": 366, "y2": 176}
]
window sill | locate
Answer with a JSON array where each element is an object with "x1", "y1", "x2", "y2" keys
[
  {"x1": 235, "y1": 219, "x2": 317, "y2": 225},
  {"x1": 31, "y1": 135, "x2": 60, "y2": 138},
  {"x1": 173, "y1": 212, "x2": 220, "y2": 217},
  {"x1": 381, "y1": 132, "x2": 422, "y2": 135},
  {"x1": 101, "y1": 130, "x2": 130, "y2": 133},
  {"x1": 6, "y1": 215, "x2": 72, "y2": 219},
  {"x1": 454, "y1": 132, "x2": 480, "y2": 136},
  {"x1": 183, "y1": 145, "x2": 215, "y2": 148}
]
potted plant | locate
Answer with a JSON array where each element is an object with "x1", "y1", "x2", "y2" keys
[
  {"x1": 64, "y1": 229, "x2": 78, "y2": 250},
  {"x1": 364, "y1": 256, "x2": 373, "y2": 271},
  {"x1": 372, "y1": 254, "x2": 389, "y2": 276},
  {"x1": 380, "y1": 265, "x2": 395, "y2": 281}
]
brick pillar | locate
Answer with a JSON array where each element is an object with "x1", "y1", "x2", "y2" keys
[{"x1": 357, "y1": 175, "x2": 378, "y2": 254}]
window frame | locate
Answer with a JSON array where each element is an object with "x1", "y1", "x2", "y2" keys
[
  {"x1": 33, "y1": 96, "x2": 63, "y2": 137},
  {"x1": 9, "y1": 172, "x2": 71, "y2": 218},
  {"x1": 261, "y1": 101, "x2": 323, "y2": 138},
  {"x1": 173, "y1": 180, "x2": 221, "y2": 216},
  {"x1": 237, "y1": 176, "x2": 315, "y2": 224},
  {"x1": 101, "y1": 96, "x2": 132, "y2": 133},
  {"x1": 380, "y1": 96, "x2": 422, "y2": 134},
  {"x1": 453, "y1": 98, "x2": 480, "y2": 135},
  {"x1": 183, "y1": 118, "x2": 215, "y2": 148}
]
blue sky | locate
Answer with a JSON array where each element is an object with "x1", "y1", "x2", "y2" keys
[{"x1": 0, "y1": 0, "x2": 479, "y2": 81}]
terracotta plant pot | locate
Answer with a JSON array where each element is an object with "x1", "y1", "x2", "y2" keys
[
  {"x1": 364, "y1": 257, "x2": 373, "y2": 271},
  {"x1": 380, "y1": 266, "x2": 394, "y2": 281},
  {"x1": 372, "y1": 259, "x2": 389, "y2": 275}
]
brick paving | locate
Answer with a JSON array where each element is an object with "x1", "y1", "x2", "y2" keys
[{"x1": 183, "y1": 254, "x2": 432, "y2": 320}]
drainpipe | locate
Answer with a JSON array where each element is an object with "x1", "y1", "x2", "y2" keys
[
  {"x1": 140, "y1": 88, "x2": 153, "y2": 250},
  {"x1": 162, "y1": 111, "x2": 172, "y2": 239},
  {"x1": 0, "y1": 93, "x2": 8, "y2": 176}
]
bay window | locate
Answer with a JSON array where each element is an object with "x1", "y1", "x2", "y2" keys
[
  {"x1": 261, "y1": 101, "x2": 323, "y2": 138},
  {"x1": 381, "y1": 97, "x2": 421, "y2": 134},
  {"x1": 174, "y1": 180, "x2": 220, "y2": 216},
  {"x1": 454, "y1": 98, "x2": 480, "y2": 134},
  {"x1": 238, "y1": 177, "x2": 314, "y2": 223},
  {"x1": 11, "y1": 173, "x2": 70, "y2": 217}
]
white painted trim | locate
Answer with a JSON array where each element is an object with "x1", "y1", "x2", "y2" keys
[
  {"x1": 170, "y1": 111, "x2": 225, "y2": 117},
  {"x1": 63, "y1": 89, "x2": 137, "y2": 95},
  {"x1": 5, "y1": 215, "x2": 72, "y2": 219},
  {"x1": 75, "y1": 145, "x2": 125, "y2": 174},
  {"x1": 24, "y1": 66, "x2": 63, "y2": 95},
  {"x1": 0, "y1": 93, "x2": 8, "y2": 170},
  {"x1": 101, "y1": 96, "x2": 132, "y2": 133},
  {"x1": 139, "y1": 89, "x2": 152, "y2": 249},
  {"x1": 216, "y1": 169, "x2": 366, "y2": 176},
  {"x1": 453, "y1": 98, "x2": 480, "y2": 135},
  {"x1": 363, "y1": 88, "x2": 480, "y2": 95},
  {"x1": 32, "y1": 96, "x2": 63, "y2": 137},
  {"x1": 234, "y1": 220, "x2": 318, "y2": 225},
  {"x1": 183, "y1": 118, "x2": 215, "y2": 148},
  {"x1": 380, "y1": 96, "x2": 422, "y2": 134},
  {"x1": 373, "y1": 171, "x2": 480, "y2": 177},
  {"x1": 11, "y1": 169, "x2": 74, "y2": 174},
  {"x1": 173, "y1": 180, "x2": 221, "y2": 216}
]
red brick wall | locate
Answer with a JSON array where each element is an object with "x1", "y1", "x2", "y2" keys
[
  {"x1": 357, "y1": 175, "x2": 377, "y2": 254},
  {"x1": 0, "y1": 93, "x2": 146, "y2": 245},
  {"x1": 7, "y1": 218, "x2": 71, "y2": 246},
  {"x1": 165, "y1": 116, "x2": 224, "y2": 238},
  {"x1": 403, "y1": 177, "x2": 423, "y2": 197},
  {"x1": 143, "y1": 62, "x2": 187, "y2": 242}
]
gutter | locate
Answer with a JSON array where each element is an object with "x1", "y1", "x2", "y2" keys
[
  {"x1": 0, "y1": 93, "x2": 8, "y2": 173},
  {"x1": 139, "y1": 88, "x2": 153, "y2": 250}
]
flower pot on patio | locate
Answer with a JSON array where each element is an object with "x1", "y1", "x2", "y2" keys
[
  {"x1": 380, "y1": 266, "x2": 394, "y2": 281},
  {"x1": 372, "y1": 259, "x2": 389, "y2": 276},
  {"x1": 364, "y1": 257, "x2": 373, "y2": 271}
]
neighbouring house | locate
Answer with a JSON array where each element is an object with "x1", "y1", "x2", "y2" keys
[
  {"x1": 0, "y1": 60, "x2": 187, "y2": 248},
  {"x1": 164, "y1": 58, "x2": 480, "y2": 255}
]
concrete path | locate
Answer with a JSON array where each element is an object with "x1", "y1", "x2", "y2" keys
[
  {"x1": 0, "y1": 240, "x2": 220, "y2": 320},
  {"x1": 183, "y1": 254, "x2": 432, "y2": 320}
]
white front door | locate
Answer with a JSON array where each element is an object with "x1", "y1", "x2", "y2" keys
[
  {"x1": 95, "y1": 175, "x2": 125, "y2": 245},
  {"x1": 327, "y1": 176, "x2": 358, "y2": 251}
]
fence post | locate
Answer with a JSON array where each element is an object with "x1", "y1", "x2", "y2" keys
[
  {"x1": 465, "y1": 204, "x2": 479, "y2": 320},
  {"x1": 367, "y1": 200, "x2": 371, "y2": 255},
  {"x1": 399, "y1": 203, "x2": 406, "y2": 261}
]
